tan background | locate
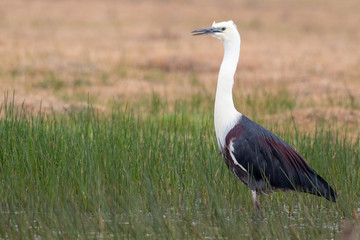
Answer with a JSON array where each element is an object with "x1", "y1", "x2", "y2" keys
[{"x1": 1, "y1": 0, "x2": 359, "y2": 136}]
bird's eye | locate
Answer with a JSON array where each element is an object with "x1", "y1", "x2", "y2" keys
[{"x1": 221, "y1": 27, "x2": 226, "y2": 31}]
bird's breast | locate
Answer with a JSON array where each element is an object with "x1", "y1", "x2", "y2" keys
[{"x1": 214, "y1": 110, "x2": 242, "y2": 149}]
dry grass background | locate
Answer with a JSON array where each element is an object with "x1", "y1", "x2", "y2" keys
[{"x1": 0, "y1": 0, "x2": 359, "y2": 136}]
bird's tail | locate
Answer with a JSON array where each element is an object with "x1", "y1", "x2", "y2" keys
[{"x1": 303, "y1": 173, "x2": 337, "y2": 202}]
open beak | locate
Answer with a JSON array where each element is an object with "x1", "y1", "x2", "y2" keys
[{"x1": 191, "y1": 27, "x2": 220, "y2": 36}]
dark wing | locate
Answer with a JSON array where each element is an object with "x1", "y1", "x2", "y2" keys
[{"x1": 226, "y1": 116, "x2": 337, "y2": 202}]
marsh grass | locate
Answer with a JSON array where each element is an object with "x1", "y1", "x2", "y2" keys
[{"x1": 0, "y1": 97, "x2": 359, "y2": 239}]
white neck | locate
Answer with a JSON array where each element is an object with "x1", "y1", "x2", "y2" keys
[{"x1": 214, "y1": 36, "x2": 242, "y2": 149}]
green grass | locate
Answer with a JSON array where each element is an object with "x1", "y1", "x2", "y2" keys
[{"x1": 0, "y1": 97, "x2": 359, "y2": 239}]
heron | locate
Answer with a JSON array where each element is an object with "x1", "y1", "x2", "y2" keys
[{"x1": 192, "y1": 20, "x2": 337, "y2": 208}]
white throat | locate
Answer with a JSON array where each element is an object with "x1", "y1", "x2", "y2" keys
[{"x1": 214, "y1": 36, "x2": 242, "y2": 149}]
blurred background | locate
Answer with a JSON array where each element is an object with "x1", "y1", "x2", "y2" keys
[{"x1": 1, "y1": 0, "x2": 359, "y2": 136}]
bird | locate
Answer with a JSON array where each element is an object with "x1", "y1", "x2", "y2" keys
[{"x1": 192, "y1": 20, "x2": 337, "y2": 208}]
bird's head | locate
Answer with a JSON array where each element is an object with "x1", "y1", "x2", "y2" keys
[{"x1": 192, "y1": 20, "x2": 239, "y2": 43}]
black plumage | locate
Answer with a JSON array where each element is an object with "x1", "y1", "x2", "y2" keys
[{"x1": 222, "y1": 115, "x2": 337, "y2": 202}]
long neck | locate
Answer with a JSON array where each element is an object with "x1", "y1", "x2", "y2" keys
[
  {"x1": 216, "y1": 39, "x2": 240, "y2": 112},
  {"x1": 214, "y1": 37, "x2": 241, "y2": 148}
]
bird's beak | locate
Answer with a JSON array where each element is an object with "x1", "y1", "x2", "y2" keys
[{"x1": 192, "y1": 27, "x2": 220, "y2": 36}]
